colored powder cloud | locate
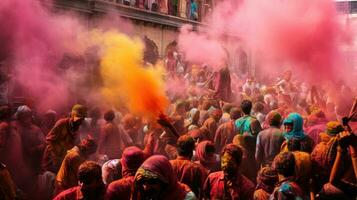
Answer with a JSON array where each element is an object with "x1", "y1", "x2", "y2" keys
[
  {"x1": 95, "y1": 30, "x2": 169, "y2": 119},
  {"x1": 178, "y1": 0, "x2": 354, "y2": 83}
]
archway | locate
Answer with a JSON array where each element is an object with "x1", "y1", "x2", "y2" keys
[{"x1": 143, "y1": 36, "x2": 159, "y2": 65}]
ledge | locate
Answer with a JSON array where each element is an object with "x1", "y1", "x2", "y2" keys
[{"x1": 52, "y1": 0, "x2": 203, "y2": 28}]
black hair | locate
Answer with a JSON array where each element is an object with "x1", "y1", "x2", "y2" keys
[
  {"x1": 273, "y1": 152, "x2": 295, "y2": 177},
  {"x1": 240, "y1": 100, "x2": 252, "y2": 115},
  {"x1": 104, "y1": 110, "x2": 115, "y2": 122}
]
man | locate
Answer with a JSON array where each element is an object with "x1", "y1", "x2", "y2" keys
[
  {"x1": 170, "y1": 135, "x2": 208, "y2": 198},
  {"x1": 281, "y1": 113, "x2": 314, "y2": 153},
  {"x1": 105, "y1": 146, "x2": 145, "y2": 200},
  {"x1": 305, "y1": 109, "x2": 328, "y2": 144},
  {"x1": 98, "y1": 110, "x2": 131, "y2": 159},
  {"x1": 235, "y1": 100, "x2": 262, "y2": 137},
  {"x1": 202, "y1": 108, "x2": 223, "y2": 141},
  {"x1": 55, "y1": 136, "x2": 98, "y2": 194},
  {"x1": 132, "y1": 155, "x2": 196, "y2": 200},
  {"x1": 286, "y1": 139, "x2": 312, "y2": 197},
  {"x1": 270, "y1": 152, "x2": 303, "y2": 200},
  {"x1": 42, "y1": 104, "x2": 87, "y2": 173},
  {"x1": 15, "y1": 106, "x2": 45, "y2": 177},
  {"x1": 214, "y1": 107, "x2": 241, "y2": 153},
  {"x1": 0, "y1": 106, "x2": 27, "y2": 193},
  {"x1": 234, "y1": 100, "x2": 261, "y2": 182},
  {"x1": 254, "y1": 167, "x2": 278, "y2": 200},
  {"x1": 14, "y1": 105, "x2": 45, "y2": 196},
  {"x1": 310, "y1": 121, "x2": 343, "y2": 192},
  {"x1": 203, "y1": 144, "x2": 255, "y2": 200},
  {"x1": 213, "y1": 67, "x2": 232, "y2": 102},
  {"x1": 255, "y1": 111, "x2": 284, "y2": 167},
  {"x1": 53, "y1": 161, "x2": 106, "y2": 200}
]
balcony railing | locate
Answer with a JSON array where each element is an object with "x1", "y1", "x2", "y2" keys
[{"x1": 53, "y1": 0, "x2": 208, "y2": 27}]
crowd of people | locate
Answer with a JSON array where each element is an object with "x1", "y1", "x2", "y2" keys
[
  {"x1": 111, "y1": 0, "x2": 211, "y2": 21},
  {"x1": 0, "y1": 54, "x2": 357, "y2": 200}
]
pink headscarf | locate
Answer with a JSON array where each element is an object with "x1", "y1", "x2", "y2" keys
[
  {"x1": 132, "y1": 155, "x2": 189, "y2": 200},
  {"x1": 121, "y1": 146, "x2": 144, "y2": 177},
  {"x1": 196, "y1": 141, "x2": 220, "y2": 172}
]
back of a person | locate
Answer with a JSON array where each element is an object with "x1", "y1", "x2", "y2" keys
[
  {"x1": 170, "y1": 158, "x2": 207, "y2": 197},
  {"x1": 281, "y1": 136, "x2": 314, "y2": 153},
  {"x1": 106, "y1": 176, "x2": 134, "y2": 200},
  {"x1": 292, "y1": 151, "x2": 311, "y2": 195},
  {"x1": 214, "y1": 120, "x2": 235, "y2": 153},
  {"x1": 55, "y1": 147, "x2": 84, "y2": 193},
  {"x1": 306, "y1": 122, "x2": 326, "y2": 144},
  {"x1": 99, "y1": 122, "x2": 122, "y2": 159},
  {"x1": 256, "y1": 127, "x2": 284, "y2": 166}
]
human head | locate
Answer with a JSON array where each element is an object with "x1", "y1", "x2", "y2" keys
[
  {"x1": 42, "y1": 110, "x2": 57, "y2": 127},
  {"x1": 240, "y1": 100, "x2": 252, "y2": 115},
  {"x1": 15, "y1": 105, "x2": 32, "y2": 124},
  {"x1": 77, "y1": 161, "x2": 105, "y2": 200},
  {"x1": 104, "y1": 110, "x2": 115, "y2": 122},
  {"x1": 272, "y1": 152, "x2": 295, "y2": 178},
  {"x1": 253, "y1": 102, "x2": 265, "y2": 113},
  {"x1": 265, "y1": 111, "x2": 282, "y2": 128},
  {"x1": 134, "y1": 155, "x2": 176, "y2": 199},
  {"x1": 229, "y1": 107, "x2": 241, "y2": 120},
  {"x1": 209, "y1": 108, "x2": 223, "y2": 122},
  {"x1": 175, "y1": 100, "x2": 186, "y2": 115},
  {"x1": 221, "y1": 144, "x2": 243, "y2": 179},
  {"x1": 122, "y1": 114, "x2": 136, "y2": 129},
  {"x1": 70, "y1": 104, "x2": 87, "y2": 132},
  {"x1": 176, "y1": 135, "x2": 195, "y2": 158},
  {"x1": 196, "y1": 140, "x2": 215, "y2": 164},
  {"x1": 78, "y1": 136, "x2": 98, "y2": 157},
  {"x1": 326, "y1": 121, "x2": 344, "y2": 136},
  {"x1": 121, "y1": 146, "x2": 144, "y2": 177},
  {"x1": 222, "y1": 104, "x2": 233, "y2": 114},
  {"x1": 256, "y1": 167, "x2": 279, "y2": 194},
  {"x1": 283, "y1": 113, "x2": 304, "y2": 140}
]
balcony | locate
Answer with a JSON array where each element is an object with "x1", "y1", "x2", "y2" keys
[{"x1": 52, "y1": 0, "x2": 206, "y2": 28}]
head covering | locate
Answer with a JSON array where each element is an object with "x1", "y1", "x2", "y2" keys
[
  {"x1": 307, "y1": 109, "x2": 326, "y2": 126},
  {"x1": 133, "y1": 155, "x2": 187, "y2": 200},
  {"x1": 221, "y1": 144, "x2": 243, "y2": 165},
  {"x1": 121, "y1": 146, "x2": 144, "y2": 177},
  {"x1": 185, "y1": 108, "x2": 199, "y2": 127},
  {"x1": 326, "y1": 121, "x2": 344, "y2": 136},
  {"x1": 283, "y1": 113, "x2": 306, "y2": 140},
  {"x1": 71, "y1": 104, "x2": 87, "y2": 118},
  {"x1": 196, "y1": 141, "x2": 218, "y2": 170},
  {"x1": 256, "y1": 167, "x2": 279, "y2": 194},
  {"x1": 209, "y1": 108, "x2": 223, "y2": 118},
  {"x1": 15, "y1": 105, "x2": 32, "y2": 119}
]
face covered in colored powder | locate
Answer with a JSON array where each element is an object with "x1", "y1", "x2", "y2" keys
[
  {"x1": 69, "y1": 115, "x2": 85, "y2": 132},
  {"x1": 221, "y1": 152, "x2": 239, "y2": 180},
  {"x1": 284, "y1": 122, "x2": 293, "y2": 133}
]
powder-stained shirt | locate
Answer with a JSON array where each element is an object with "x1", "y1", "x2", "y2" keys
[{"x1": 203, "y1": 171, "x2": 255, "y2": 200}]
